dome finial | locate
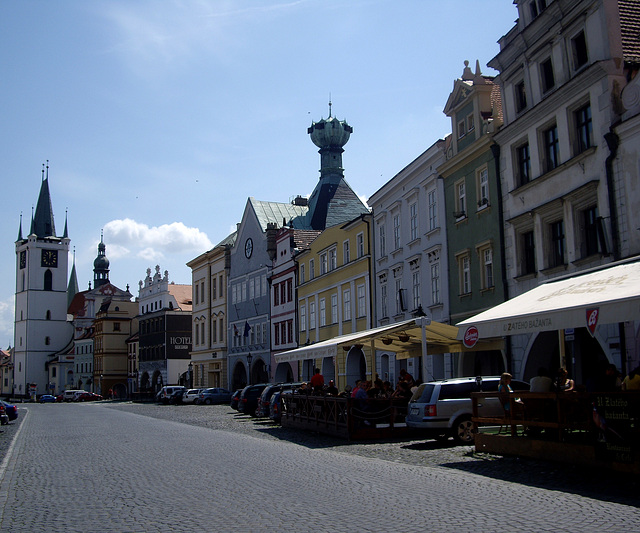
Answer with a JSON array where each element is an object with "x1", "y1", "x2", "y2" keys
[{"x1": 328, "y1": 94, "x2": 332, "y2": 118}]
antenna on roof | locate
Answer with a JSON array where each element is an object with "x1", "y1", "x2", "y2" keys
[
  {"x1": 46, "y1": 160, "x2": 49, "y2": 180},
  {"x1": 328, "y1": 94, "x2": 332, "y2": 118}
]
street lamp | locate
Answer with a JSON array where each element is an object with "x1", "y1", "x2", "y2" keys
[
  {"x1": 247, "y1": 353, "x2": 252, "y2": 386},
  {"x1": 188, "y1": 362, "x2": 193, "y2": 388}
]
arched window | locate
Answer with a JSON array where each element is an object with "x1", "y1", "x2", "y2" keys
[{"x1": 44, "y1": 270, "x2": 53, "y2": 291}]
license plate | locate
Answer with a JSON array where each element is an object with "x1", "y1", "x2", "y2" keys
[{"x1": 410, "y1": 407, "x2": 419, "y2": 415}]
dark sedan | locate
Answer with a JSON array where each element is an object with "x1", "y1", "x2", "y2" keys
[{"x1": 1, "y1": 401, "x2": 17, "y2": 421}]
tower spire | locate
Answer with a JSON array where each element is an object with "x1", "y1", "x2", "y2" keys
[
  {"x1": 63, "y1": 208, "x2": 69, "y2": 239},
  {"x1": 32, "y1": 162, "x2": 56, "y2": 237},
  {"x1": 17, "y1": 212, "x2": 23, "y2": 241}
]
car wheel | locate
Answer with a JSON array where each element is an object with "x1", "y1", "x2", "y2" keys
[
  {"x1": 452, "y1": 416, "x2": 475, "y2": 444},
  {"x1": 204, "y1": 398, "x2": 212, "y2": 405}
]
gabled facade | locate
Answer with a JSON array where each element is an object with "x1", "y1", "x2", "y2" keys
[
  {"x1": 186, "y1": 232, "x2": 236, "y2": 390},
  {"x1": 369, "y1": 138, "x2": 450, "y2": 383},
  {"x1": 268, "y1": 225, "x2": 320, "y2": 383},
  {"x1": 296, "y1": 214, "x2": 373, "y2": 391},
  {"x1": 137, "y1": 266, "x2": 192, "y2": 392},
  {"x1": 439, "y1": 60, "x2": 507, "y2": 377},
  {"x1": 93, "y1": 299, "x2": 138, "y2": 398},
  {"x1": 0, "y1": 348, "x2": 14, "y2": 397},
  {"x1": 13, "y1": 167, "x2": 73, "y2": 398},
  {"x1": 488, "y1": 0, "x2": 639, "y2": 381}
]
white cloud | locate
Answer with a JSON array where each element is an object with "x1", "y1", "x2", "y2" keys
[{"x1": 103, "y1": 218, "x2": 213, "y2": 260}]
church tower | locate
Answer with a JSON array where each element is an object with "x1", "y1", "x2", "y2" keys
[
  {"x1": 93, "y1": 232, "x2": 110, "y2": 288},
  {"x1": 13, "y1": 164, "x2": 73, "y2": 397},
  {"x1": 305, "y1": 103, "x2": 369, "y2": 230}
]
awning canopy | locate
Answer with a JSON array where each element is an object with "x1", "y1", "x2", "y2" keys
[
  {"x1": 275, "y1": 318, "x2": 503, "y2": 364},
  {"x1": 456, "y1": 259, "x2": 640, "y2": 342}
]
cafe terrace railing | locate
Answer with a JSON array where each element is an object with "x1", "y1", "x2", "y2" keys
[
  {"x1": 280, "y1": 394, "x2": 411, "y2": 440},
  {"x1": 471, "y1": 390, "x2": 640, "y2": 471}
]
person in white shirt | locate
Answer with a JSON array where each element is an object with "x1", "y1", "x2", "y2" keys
[{"x1": 530, "y1": 367, "x2": 553, "y2": 393}]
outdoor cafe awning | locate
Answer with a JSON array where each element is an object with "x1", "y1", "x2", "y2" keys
[
  {"x1": 275, "y1": 318, "x2": 504, "y2": 364},
  {"x1": 456, "y1": 259, "x2": 640, "y2": 343}
]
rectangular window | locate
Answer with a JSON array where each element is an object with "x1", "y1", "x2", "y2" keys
[
  {"x1": 212, "y1": 277, "x2": 217, "y2": 300},
  {"x1": 320, "y1": 252, "x2": 327, "y2": 275},
  {"x1": 280, "y1": 323, "x2": 286, "y2": 346},
  {"x1": 262, "y1": 275, "x2": 267, "y2": 296},
  {"x1": 582, "y1": 206, "x2": 599, "y2": 257},
  {"x1": 280, "y1": 283, "x2": 286, "y2": 304},
  {"x1": 395, "y1": 278, "x2": 403, "y2": 314},
  {"x1": 478, "y1": 168, "x2": 489, "y2": 207},
  {"x1": 515, "y1": 80, "x2": 527, "y2": 112},
  {"x1": 540, "y1": 57, "x2": 555, "y2": 93},
  {"x1": 572, "y1": 30, "x2": 588, "y2": 70},
  {"x1": 300, "y1": 305, "x2": 306, "y2": 331},
  {"x1": 274, "y1": 323, "x2": 280, "y2": 345},
  {"x1": 287, "y1": 320, "x2": 293, "y2": 343},
  {"x1": 378, "y1": 225, "x2": 386, "y2": 256},
  {"x1": 459, "y1": 255, "x2": 471, "y2": 295},
  {"x1": 195, "y1": 285, "x2": 199, "y2": 305},
  {"x1": 113, "y1": 322, "x2": 120, "y2": 332},
  {"x1": 550, "y1": 220, "x2": 565, "y2": 267},
  {"x1": 343, "y1": 289, "x2": 351, "y2": 321},
  {"x1": 319, "y1": 298, "x2": 326, "y2": 327},
  {"x1": 309, "y1": 259, "x2": 315, "y2": 279},
  {"x1": 523, "y1": 231, "x2": 536, "y2": 275},
  {"x1": 482, "y1": 248, "x2": 494, "y2": 289},
  {"x1": 456, "y1": 181, "x2": 466, "y2": 217},
  {"x1": 543, "y1": 125, "x2": 559, "y2": 172},
  {"x1": 287, "y1": 279, "x2": 293, "y2": 302},
  {"x1": 249, "y1": 277, "x2": 255, "y2": 300},
  {"x1": 428, "y1": 189, "x2": 437, "y2": 231},
  {"x1": 219, "y1": 318, "x2": 224, "y2": 343},
  {"x1": 219, "y1": 277, "x2": 223, "y2": 298},
  {"x1": 211, "y1": 319, "x2": 217, "y2": 343},
  {"x1": 457, "y1": 119, "x2": 465, "y2": 138},
  {"x1": 343, "y1": 240, "x2": 351, "y2": 264},
  {"x1": 412, "y1": 271, "x2": 421, "y2": 310},
  {"x1": 575, "y1": 104, "x2": 593, "y2": 154},
  {"x1": 430, "y1": 262, "x2": 440, "y2": 304},
  {"x1": 381, "y1": 283, "x2": 388, "y2": 317},
  {"x1": 410, "y1": 203, "x2": 418, "y2": 241},
  {"x1": 329, "y1": 248, "x2": 337, "y2": 271},
  {"x1": 357, "y1": 233, "x2": 364, "y2": 258},
  {"x1": 241, "y1": 281, "x2": 246, "y2": 302},
  {"x1": 331, "y1": 294, "x2": 338, "y2": 324},
  {"x1": 357, "y1": 285, "x2": 366, "y2": 318},
  {"x1": 467, "y1": 114, "x2": 475, "y2": 133},
  {"x1": 300, "y1": 264, "x2": 305, "y2": 284},
  {"x1": 273, "y1": 284, "x2": 280, "y2": 306},
  {"x1": 516, "y1": 143, "x2": 531, "y2": 186},
  {"x1": 307, "y1": 302, "x2": 315, "y2": 329},
  {"x1": 200, "y1": 282, "x2": 205, "y2": 304},
  {"x1": 393, "y1": 214, "x2": 401, "y2": 249}
]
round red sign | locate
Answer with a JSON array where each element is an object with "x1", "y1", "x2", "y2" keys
[{"x1": 463, "y1": 326, "x2": 479, "y2": 348}]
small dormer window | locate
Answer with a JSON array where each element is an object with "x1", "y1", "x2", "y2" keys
[
  {"x1": 467, "y1": 114, "x2": 475, "y2": 132},
  {"x1": 457, "y1": 120, "x2": 466, "y2": 139}
]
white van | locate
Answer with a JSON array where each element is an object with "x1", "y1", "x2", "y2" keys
[
  {"x1": 62, "y1": 390, "x2": 85, "y2": 402},
  {"x1": 156, "y1": 386, "x2": 185, "y2": 404}
]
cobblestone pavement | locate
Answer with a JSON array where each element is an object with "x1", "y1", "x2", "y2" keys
[{"x1": 0, "y1": 401, "x2": 638, "y2": 533}]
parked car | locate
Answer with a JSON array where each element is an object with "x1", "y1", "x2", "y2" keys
[
  {"x1": 73, "y1": 392, "x2": 102, "y2": 402},
  {"x1": 0, "y1": 404, "x2": 7, "y2": 425},
  {"x1": 182, "y1": 389, "x2": 202, "y2": 404},
  {"x1": 256, "y1": 382, "x2": 303, "y2": 418},
  {"x1": 237, "y1": 384, "x2": 269, "y2": 416},
  {"x1": 39, "y1": 394, "x2": 57, "y2": 403},
  {"x1": 156, "y1": 386, "x2": 185, "y2": 404},
  {"x1": 405, "y1": 376, "x2": 529, "y2": 444},
  {"x1": 62, "y1": 389, "x2": 86, "y2": 402},
  {"x1": 169, "y1": 389, "x2": 186, "y2": 405},
  {"x1": 1, "y1": 401, "x2": 18, "y2": 421},
  {"x1": 269, "y1": 389, "x2": 294, "y2": 423},
  {"x1": 230, "y1": 389, "x2": 242, "y2": 410},
  {"x1": 197, "y1": 388, "x2": 232, "y2": 405}
]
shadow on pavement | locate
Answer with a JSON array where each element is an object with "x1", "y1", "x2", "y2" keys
[{"x1": 441, "y1": 452, "x2": 640, "y2": 507}]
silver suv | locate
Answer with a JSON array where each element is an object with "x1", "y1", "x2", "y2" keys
[{"x1": 405, "y1": 376, "x2": 528, "y2": 444}]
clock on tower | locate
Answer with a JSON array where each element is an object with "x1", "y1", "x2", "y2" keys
[{"x1": 41, "y1": 249, "x2": 58, "y2": 268}]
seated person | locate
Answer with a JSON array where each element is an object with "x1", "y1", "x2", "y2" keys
[
  {"x1": 529, "y1": 367, "x2": 553, "y2": 392},
  {"x1": 498, "y1": 372, "x2": 525, "y2": 415}
]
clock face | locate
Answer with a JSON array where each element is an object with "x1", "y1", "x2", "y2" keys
[
  {"x1": 19, "y1": 251, "x2": 26, "y2": 269},
  {"x1": 245, "y1": 238, "x2": 253, "y2": 259},
  {"x1": 41, "y1": 249, "x2": 58, "y2": 268}
]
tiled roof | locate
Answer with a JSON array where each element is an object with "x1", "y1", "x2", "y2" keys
[
  {"x1": 167, "y1": 284, "x2": 193, "y2": 311},
  {"x1": 620, "y1": 0, "x2": 640, "y2": 63},
  {"x1": 306, "y1": 177, "x2": 370, "y2": 230},
  {"x1": 292, "y1": 229, "x2": 321, "y2": 251}
]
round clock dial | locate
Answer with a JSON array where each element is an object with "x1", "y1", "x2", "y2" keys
[{"x1": 245, "y1": 238, "x2": 253, "y2": 258}]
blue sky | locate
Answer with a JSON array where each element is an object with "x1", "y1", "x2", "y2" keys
[{"x1": 0, "y1": 0, "x2": 518, "y2": 349}]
